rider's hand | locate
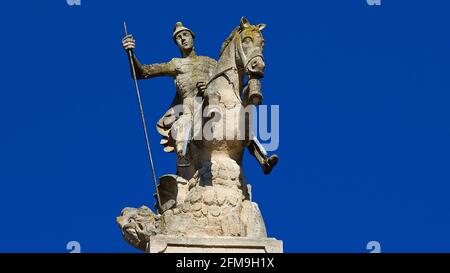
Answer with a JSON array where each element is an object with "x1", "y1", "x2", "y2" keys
[
  {"x1": 122, "y1": 34, "x2": 136, "y2": 51},
  {"x1": 196, "y1": 81, "x2": 207, "y2": 96}
]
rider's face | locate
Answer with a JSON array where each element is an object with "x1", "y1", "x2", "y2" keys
[{"x1": 175, "y1": 31, "x2": 194, "y2": 52}]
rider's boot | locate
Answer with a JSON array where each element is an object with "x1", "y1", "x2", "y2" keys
[{"x1": 248, "y1": 139, "x2": 279, "y2": 175}]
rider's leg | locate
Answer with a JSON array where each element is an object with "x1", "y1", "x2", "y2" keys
[{"x1": 173, "y1": 115, "x2": 191, "y2": 167}]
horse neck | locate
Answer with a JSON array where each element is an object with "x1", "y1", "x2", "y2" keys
[{"x1": 214, "y1": 38, "x2": 244, "y2": 89}]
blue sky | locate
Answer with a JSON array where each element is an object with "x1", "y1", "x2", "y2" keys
[{"x1": 1, "y1": 0, "x2": 450, "y2": 253}]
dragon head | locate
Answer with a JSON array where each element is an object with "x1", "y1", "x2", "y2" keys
[{"x1": 116, "y1": 206, "x2": 159, "y2": 251}]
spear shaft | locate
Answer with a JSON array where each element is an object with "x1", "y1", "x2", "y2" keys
[{"x1": 123, "y1": 22, "x2": 162, "y2": 210}]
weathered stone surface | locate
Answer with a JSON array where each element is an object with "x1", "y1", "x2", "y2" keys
[{"x1": 147, "y1": 236, "x2": 283, "y2": 253}]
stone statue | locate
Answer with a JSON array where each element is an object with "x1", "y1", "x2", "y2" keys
[{"x1": 117, "y1": 18, "x2": 282, "y2": 253}]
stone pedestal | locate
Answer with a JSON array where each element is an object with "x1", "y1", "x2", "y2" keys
[{"x1": 146, "y1": 236, "x2": 283, "y2": 253}]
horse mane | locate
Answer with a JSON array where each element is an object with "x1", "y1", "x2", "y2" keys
[
  {"x1": 219, "y1": 26, "x2": 240, "y2": 57},
  {"x1": 219, "y1": 24, "x2": 263, "y2": 57}
]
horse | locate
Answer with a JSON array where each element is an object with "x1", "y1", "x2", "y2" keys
[{"x1": 189, "y1": 16, "x2": 267, "y2": 172}]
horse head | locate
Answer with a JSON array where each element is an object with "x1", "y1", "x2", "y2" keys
[
  {"x1": 235, "y1": 17, "x2": 266, "y2": 78},
  {"x1": 213, "y1": 17, "x2": 266, "y2": 106}
]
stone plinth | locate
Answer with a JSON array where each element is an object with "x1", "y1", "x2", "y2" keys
[{"x1": 146, "y1": 235, "x2": 283, "y2": 253}]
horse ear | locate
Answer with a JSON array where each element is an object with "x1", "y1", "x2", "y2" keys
[
  {"x1": 240, "y1": 17, "x2": 250, "y2": 29},
  {"x1": 257, "y1": 23, "x2": 266, "y2": 31}
]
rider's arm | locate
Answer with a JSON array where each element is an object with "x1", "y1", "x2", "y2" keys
[{"x1": 129, "y1": 54, "x2": 177, "y2": 79}]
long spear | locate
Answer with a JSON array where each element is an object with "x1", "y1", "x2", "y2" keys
[{"x1": 123, "y1": 22, "x2": 162, "y2": 209}]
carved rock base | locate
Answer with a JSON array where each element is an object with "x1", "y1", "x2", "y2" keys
[
  {"x1": 146, "y1": 235, "x2": 283, "y2": 253},
  {"x1": 117, "y1": 155, "x2": 277, "y2": 251}
]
